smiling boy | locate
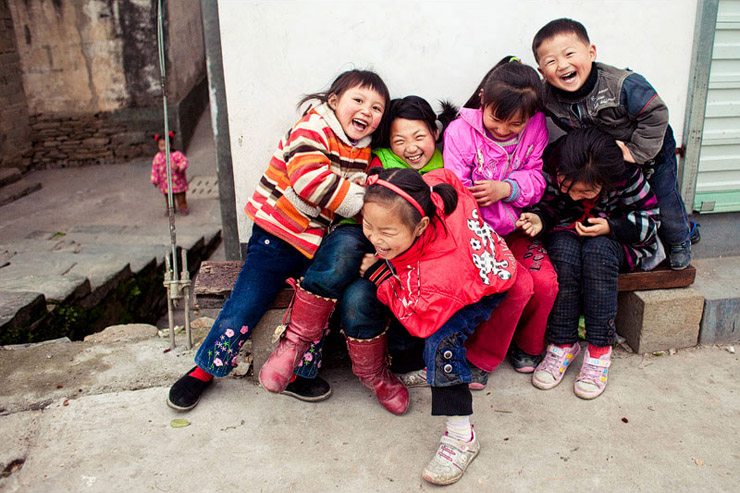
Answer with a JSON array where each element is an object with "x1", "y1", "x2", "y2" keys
[{"x1": 532, "y1": 18, "x2": 694, "y2": 269}]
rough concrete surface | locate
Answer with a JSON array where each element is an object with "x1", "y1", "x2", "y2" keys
[{"x1": 0, "y1": 335, "x2": 738, "y2": 492}]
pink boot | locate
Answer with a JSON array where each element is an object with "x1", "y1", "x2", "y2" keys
[
  {"x1": 259, "y1": 278, "x2": 336, "y2": 393},
  {"x1": 345, "y1": 332, "x2": 409, "y2": 415}
]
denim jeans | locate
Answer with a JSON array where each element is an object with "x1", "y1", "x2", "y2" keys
[
  {"x1": 546, "y1": 231, "x2": 625, "y2": 348},
  {"x1": 195, "y1": 225, "x2": 313, "y2": 377},
  {"x1": 647, "y1": 125, "x2": 690, "y2": 248},
  {"x1": 294, "y1": 224, "x2": 375, "y2": 377},
  {"x1": 423, "y1": 294, "x2": 505, "y2": 387}
]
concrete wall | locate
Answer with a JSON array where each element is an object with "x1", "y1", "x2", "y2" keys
[
  {"x1": 166, "y1": 0, "x2": 205, "y2": 102},
  {"x1": 218, "y1": 0, "x2": 700, "y2": 242},
  {"x1": 6, "y1": 0, "x2": 206, "y2": 168},
  {"x1": 0, "y1": 0, "x2": 31, "y2": 171}
]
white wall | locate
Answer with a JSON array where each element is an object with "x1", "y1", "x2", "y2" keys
[{"x1": 218, "y1": 0, "x2": 698, "y2": 241}]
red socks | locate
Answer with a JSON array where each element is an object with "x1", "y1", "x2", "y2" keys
[
  {"x1": 588, "y1": 344, "x2": 611, "y2": 359},
  {"x1": 189, "y1": 366, "x2": 213, "y2": 382}
]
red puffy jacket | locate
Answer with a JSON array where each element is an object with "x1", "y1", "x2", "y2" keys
[{"x1": 372, "y1": 169, "x2": 517, "y2": 338}]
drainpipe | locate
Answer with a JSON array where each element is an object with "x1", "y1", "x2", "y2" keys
[{"x1": 200, "y1": 0, "x2": 240, "y2": 260}]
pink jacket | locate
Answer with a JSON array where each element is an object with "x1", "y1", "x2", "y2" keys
[{"x1": 443, "y1": 108, "x2": 548, "y2": 235}]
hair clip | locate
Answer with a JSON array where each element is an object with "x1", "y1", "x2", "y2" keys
[
  {"x1": 509, "y1": 56, "x2": 521, "y2": 63},
  {"x1": 154, "y1": 134, "x2": 160, "y2": 141},
  {"x1": 168, "y1": 131, "x2": 175, "y2": 138}
]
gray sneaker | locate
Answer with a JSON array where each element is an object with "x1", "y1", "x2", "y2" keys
[{"x1": 669, "y1": 241, "x2": 691, "y2": 270}]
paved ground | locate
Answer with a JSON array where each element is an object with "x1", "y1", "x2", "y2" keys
[{"x1": 0, "y1": 107, "x2": 739, "y2": 491}]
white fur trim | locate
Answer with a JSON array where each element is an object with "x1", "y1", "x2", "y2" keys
[{"x1": 283, "y1": 186, "x2": 321, "y2": 218}]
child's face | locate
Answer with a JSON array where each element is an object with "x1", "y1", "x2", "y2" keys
[
  {"x1": 328, "y1": 85, "x2": 385, "y2": 141},
  {"x1": 362, "y1": 200, "x2": 427, "y2": 260},
  {"x1": 482, "y1": 107, "x2": 528, "y2": 141},
  {"x1": 558, "y1": 175, "x2": 602, "y2": 201},
  {"x1": 536, "y1": 32, "x2": 596, "y2": 93},
  {"x1": 389, "y1": 118, "x2": 439, "y2": 170},
  {"x1": 157, "y1": 139, "x2": 166, "y2": 152}
]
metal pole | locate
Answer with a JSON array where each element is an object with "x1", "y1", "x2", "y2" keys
[{"x1": 158, "y1": 0, "x2": 179, "y2": 276}]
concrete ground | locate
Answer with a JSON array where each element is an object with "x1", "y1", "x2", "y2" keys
[
  {"x1": 0, "y1": 331, "x2": 737, "y2": 492},
  {"x1": 1, "y1": 107, "x2": 739, "y2": 491}
]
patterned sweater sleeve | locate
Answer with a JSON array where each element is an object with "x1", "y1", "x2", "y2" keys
[
  {"x1": 607, "y1": 168, "x2": 660, "y2": 245},
  {"x1": 283, "y1": 115, "x2": 365, "y2": 218}
]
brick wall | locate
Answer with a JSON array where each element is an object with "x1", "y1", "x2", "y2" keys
[{"x1": 0, "y1": 0, "x2": 31, "y2": 171}]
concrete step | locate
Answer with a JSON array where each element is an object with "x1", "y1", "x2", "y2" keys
[
  {"x1": 0, "y1": 224, "x2": 222, "y2": 345},
  {"x1": 0, "y1": 178, "x2": 41, "y2": 207}
]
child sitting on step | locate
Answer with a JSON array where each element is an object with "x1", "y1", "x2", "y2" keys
[{"x1": 166, "y1": 69, "x2": 389, "y2": 410}]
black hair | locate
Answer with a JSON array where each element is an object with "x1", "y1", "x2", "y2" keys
[
  {"x1": 364, "y1": 168, "x2": 458, "y2": 235},
  {"x1": 375, "y1": 96, "x2": 458, "y2": 148},
  {"x1": 544, "y1": 127, "x2": 624, "y2": 195},
  {"x1": 532, "y1": 18, "x2": 591, "y2": 63},
  {"x1": 463, "y1": 56, "x2": 541, "y2": 121},
  {"x1": 297, "y1": 69, "x2": 390, "y2": 148},
  {"x1": 155, "y1": 132, "x2": 176, "y2": 151}
]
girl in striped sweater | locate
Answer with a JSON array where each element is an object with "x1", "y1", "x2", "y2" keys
[
  {"x1": 517, "y1": 127, "x2": 660, "y2": 399},
  {"x1": 167, "y1": 69, "x2": 390, "y2": 411}
]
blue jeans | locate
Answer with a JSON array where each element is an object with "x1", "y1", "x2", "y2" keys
[
  {"x1": 647, "y1": 126, "x2": 690, "y2": 247},
  {"x1": 546, "y1": 231, "x2": 625, "y2": 348},
  {"x1": 293, "y1": 224, "x2": 374, "y2": 377},
  {"x1": 195, "y1": 225, "x2": 312, "y2": 377},
  {"x1": 423, "y1": 294, "x2": 505, "y2": 387}
]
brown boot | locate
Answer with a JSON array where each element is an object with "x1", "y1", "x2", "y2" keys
[
  {"x1": 259, "y1": 278, "x2": 336, "y2": 393},
  {"x1": 345, "y1": 332, "x2": 409, "y2": 415}
]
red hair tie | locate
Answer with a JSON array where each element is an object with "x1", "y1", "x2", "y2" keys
[
  {"x1": 366, "y1": 175, "x2": 426, "y2": 218},
  {"x1": 168, "y1": 131, "x2": 175, "y2": 138},
  {"x1": 154, "y1": 134, "x2": 160, "y2": 141}
]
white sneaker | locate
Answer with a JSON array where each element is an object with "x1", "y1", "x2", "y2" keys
[{"x1": 421, "y1": 429, "x2": 480, "y2": 485}]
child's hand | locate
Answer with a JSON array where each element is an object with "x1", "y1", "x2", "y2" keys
[
  {"x1": 468, "y1": 180, "x2": 512, "y2": 207},
  {"x1": 359, "y1": 253, "x2": 379, "y2": 277},
  {"x1": 616, "y1": 140, "x2": 636, "y2": 163},
  {"x1": 575, "y1": 217, "x2": 610, "y2": 237},
  {"x1": 351, "y1": 175, "x2": 367, "y2": 186},
  {"x1": 516, "y1": 212, "x2": 542, "y2": 237}
]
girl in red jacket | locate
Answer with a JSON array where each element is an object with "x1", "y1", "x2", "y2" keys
[{"x1": 360, "y1": 167, "x2": 516, "y2": 485}]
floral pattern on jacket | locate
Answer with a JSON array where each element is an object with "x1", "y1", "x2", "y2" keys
[{"x1": 151, "y1": 150, "x2": 189, "y2": 194}]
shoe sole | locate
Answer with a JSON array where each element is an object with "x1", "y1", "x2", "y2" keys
[
  {"x1": 166, "y1": 396, "x2": 199, "y2": 412},
  {"x1": 514, "y1": 366, "x2": 536, "y2": 373},
  {"x1": 281, "y1": 387, "x2": 332, "y2": 402},
  {"x1": 421, "y1": 445, "x2": 480, "y2": 485},
  {"x1": 469, "y1": 383, "x2": 487, "y2": 391},
  {"x1": 574, "y1": 385, "x2": 606, "y2": 400}
]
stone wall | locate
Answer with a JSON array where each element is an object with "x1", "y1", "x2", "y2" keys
[
  {"x1": 7, "y1": 0, "x2": 206, "y2": 169},
  {"x1": 0, "y1": 0, "x2": 32, "y2": 172}
]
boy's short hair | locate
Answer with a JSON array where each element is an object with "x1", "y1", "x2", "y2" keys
[{"x1": 532, "y1": 18, "x2": 591, "y2": 62}]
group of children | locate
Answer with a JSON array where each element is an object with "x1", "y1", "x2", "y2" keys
[{"x1": 165, "y1": 18, "x2": 695, "y2": 486}]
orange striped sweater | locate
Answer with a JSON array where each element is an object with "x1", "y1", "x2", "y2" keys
[{"x1": 245, "y1": 103, "x2": 373, "y2": 258}]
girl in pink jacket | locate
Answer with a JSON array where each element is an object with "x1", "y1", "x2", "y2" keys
[{"x1": 444, "y1": 56, "x2": 558, "y2": 385}]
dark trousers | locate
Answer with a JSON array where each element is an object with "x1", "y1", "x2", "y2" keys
[{"x1": 546, "y1": 231, "x2": 625, "y2": 348}]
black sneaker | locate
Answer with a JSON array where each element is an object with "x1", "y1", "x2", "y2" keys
[
  {"x1": 167, "y1": 367, "x2": 213, "y2": 411},
  {"x1": 468, "y1": 364, "x2": 489, "y2": 391},
  {"x1": 669, "y1": 241, "x2": 691, "y2": 270},
  {"x1": 282, "y1": 375, "x2": 332, "y2": 402},
  {"x1": 689, "y1": 220, "x2": 701, "y2": 245},
  {"x1": 508, "y1": 345, "x2": 543, "y2": 374}
]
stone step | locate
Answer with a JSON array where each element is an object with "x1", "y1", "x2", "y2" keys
[
  {"x1": 0, "y1": 225, "x2": 222, "y2": 345},
  {"x1": 692, "y1": 256, "x2": 740, "y2": 344},
  {"x1": 0, "y1": 168, "x2": 22, "y2": 187},
  {"x1": 0, "y1": 178, "x2": 42, "y2": 207}
]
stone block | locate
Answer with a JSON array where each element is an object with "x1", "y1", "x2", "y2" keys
[
  {"x1": 692, "y1": 257, "x2": 740, "y2": 344},
  {"x1": 251, "y1": 307, "x2": 284, "y2": 375},
  {"x1": 616, "y1": 287, "x2": 704, "y2": 354}
]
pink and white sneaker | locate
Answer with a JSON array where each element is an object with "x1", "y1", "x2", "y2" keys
[
  {"x1": 532, "y1": 343, "x2": 581, "y2": 390},
  {"x1": 574, "y1": 346, "x2": 612, "y2": 400}
]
